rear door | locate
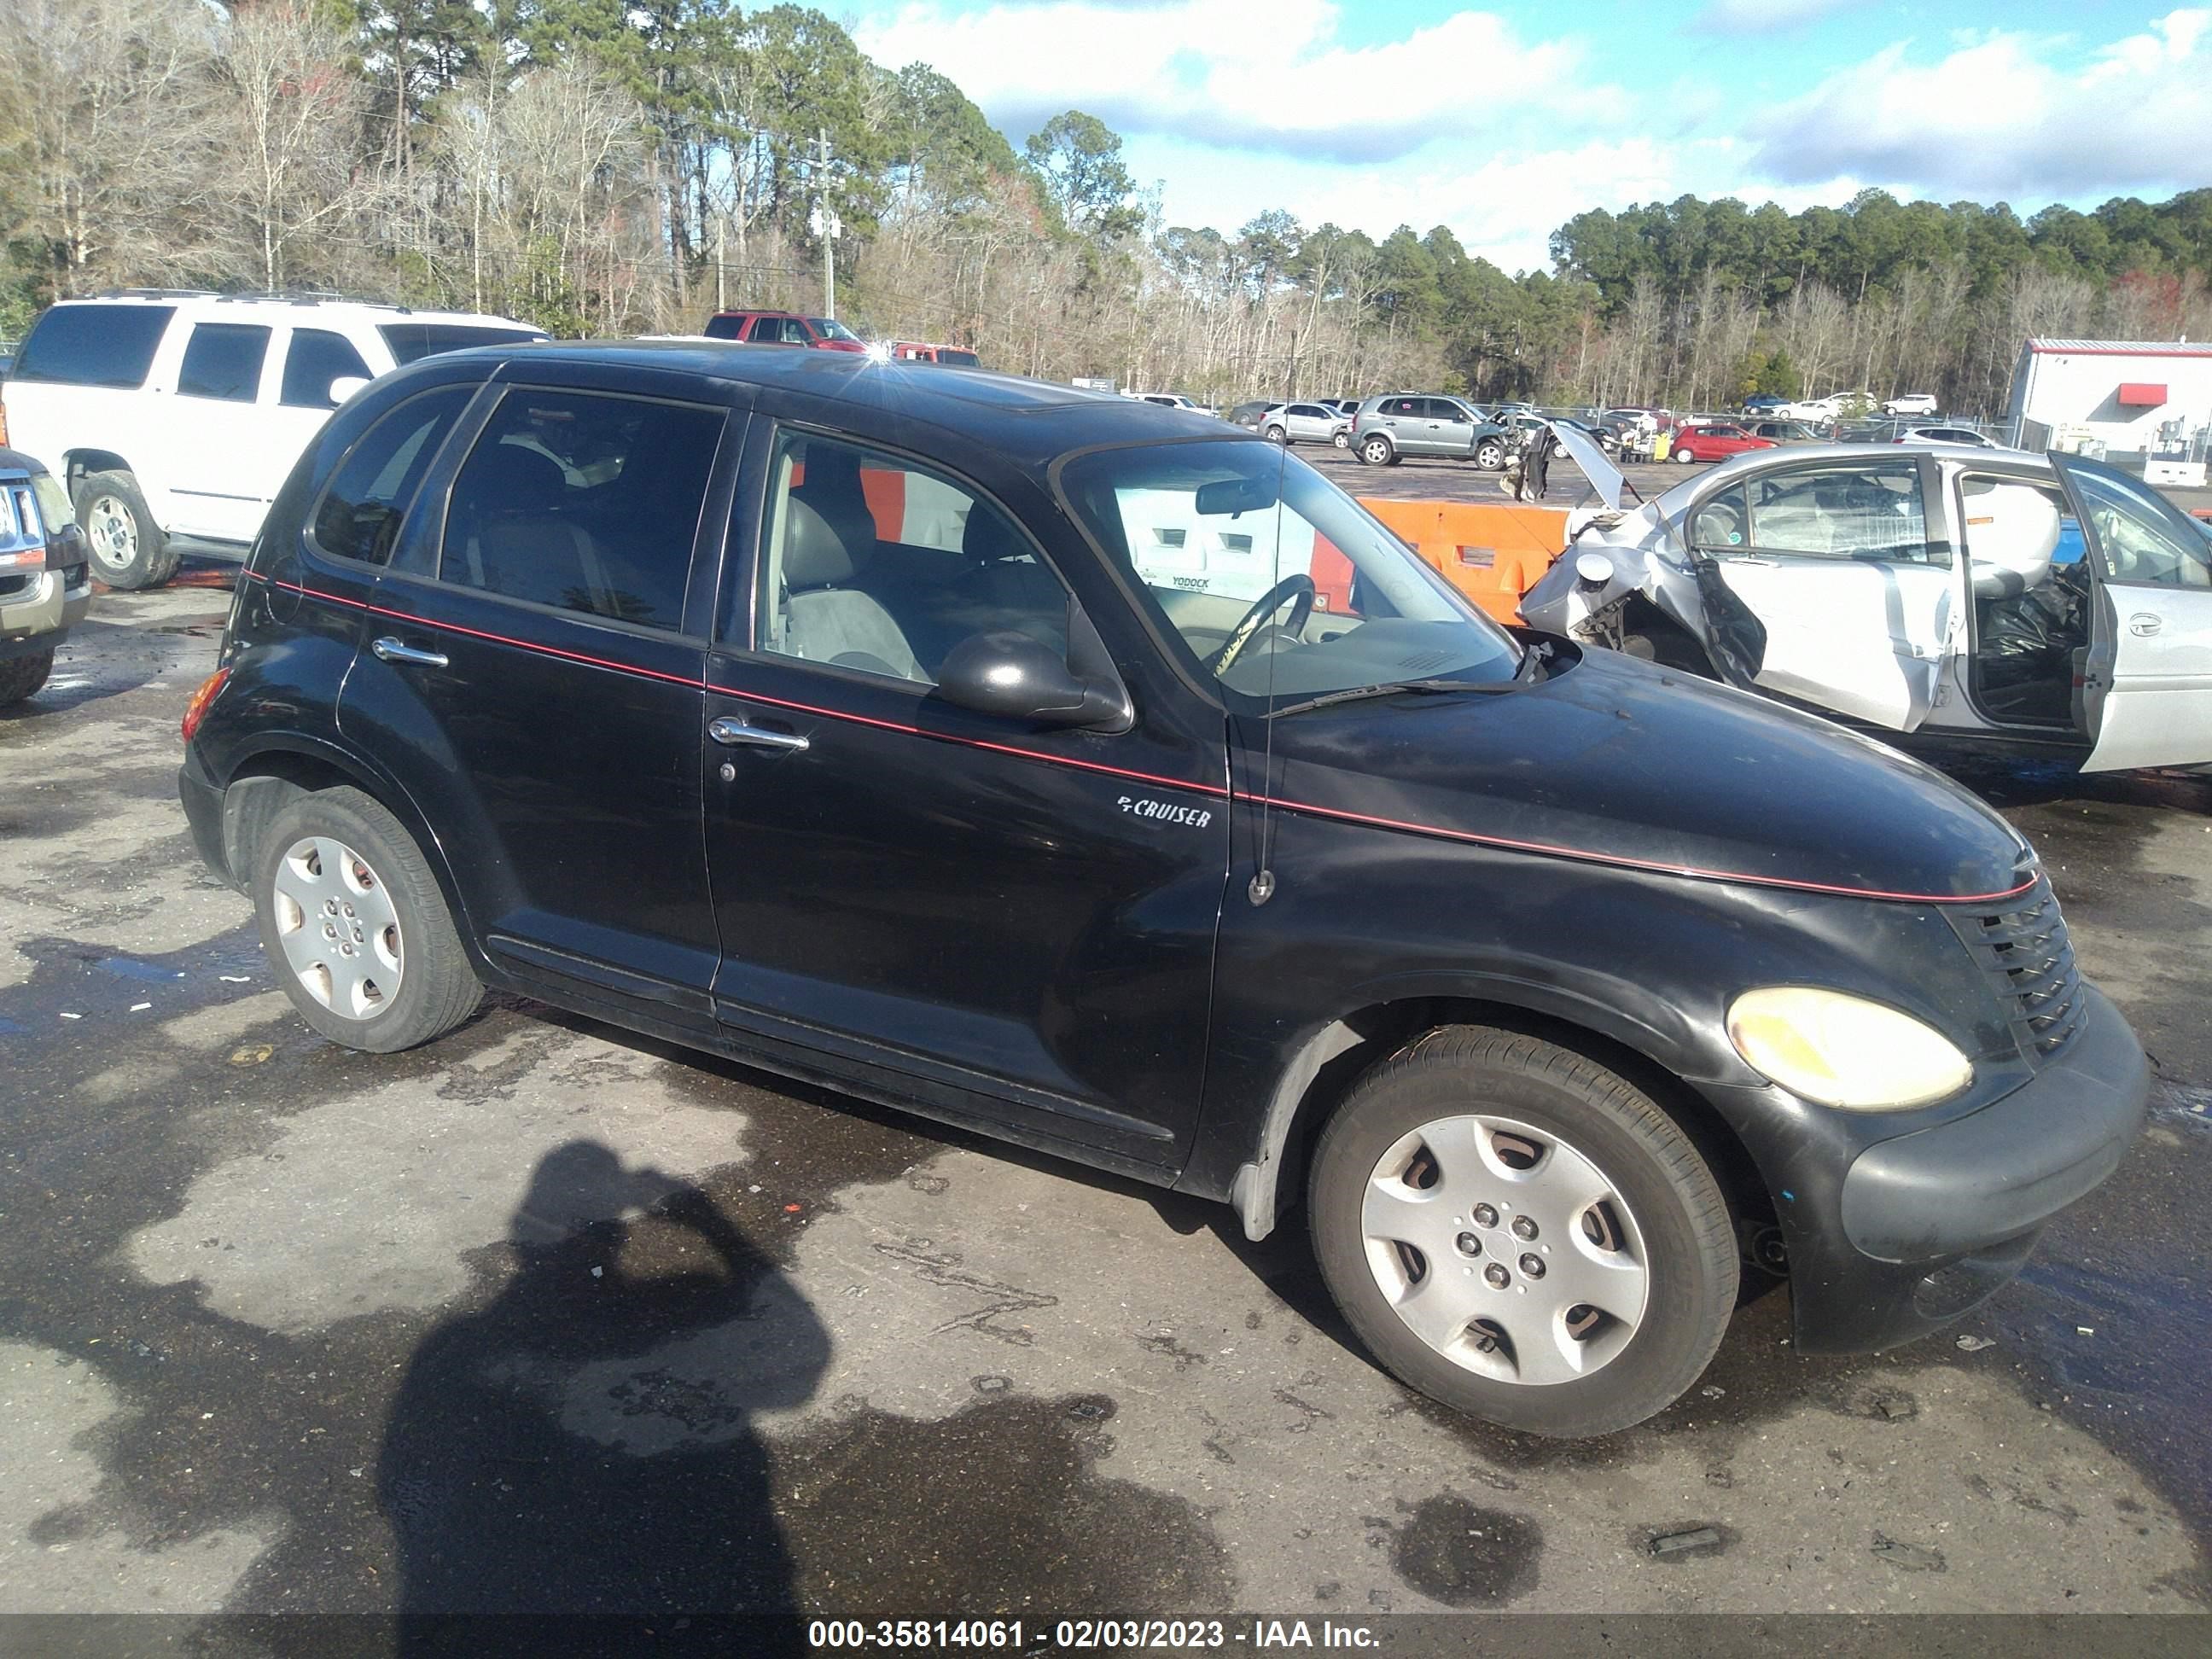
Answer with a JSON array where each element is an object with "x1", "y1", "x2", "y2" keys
[
  {"x1": 2051, "y1": 452, "x2": 2212, "y2": 771},
  {"x1": 1375, "y1": 396, "x2": 1425, "y2": 451},
  {"x1": 351, "y1": 370, "x2": 740, "y2": 1007},
  {"x1": 1688, "y1": 455, "x2": 1952, "y2": 730},
  {"x1": 165, "y1": 321, "x2": 277, "y2": 541}
]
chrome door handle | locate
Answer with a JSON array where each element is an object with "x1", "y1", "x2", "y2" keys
[
  {"x1": 371, "y1": 636, "x2": 448, "y2": 668},
  {"x1": 2128, "y1": 613, "x2": 2162, "y2": 637},
  {"x1": 709, "y1": 714, "x2": 809, "y2": 753}
]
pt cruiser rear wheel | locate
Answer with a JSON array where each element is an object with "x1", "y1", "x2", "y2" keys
[
  {"x1": 253, "y1": 787, "x2": 481, "y2": 1053},
  {"x1": 1309, "y1": 1026, "x2": 1738, "y2": 1435}
]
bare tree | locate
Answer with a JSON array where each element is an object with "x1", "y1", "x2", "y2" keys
[{"x1": 0, "y1": 0, "x2": 225, "y2": 295}]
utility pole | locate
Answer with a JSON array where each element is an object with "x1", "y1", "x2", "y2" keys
[{"x1": 808, "y1": 127, "x2": 841, "y2": 319}]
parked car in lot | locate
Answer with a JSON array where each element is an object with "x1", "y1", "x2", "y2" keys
[
  {"x1": 1225, "y1": 400, "x2": 1273, "y2": 430},
  {"x1": 701, "y1": 310, "x2": 868, "y2": 352},
  {"x1": 887, "y1": 341, "x2": 981, "y2": 368},
  {"x1": 178, "y1": 344, "x2": 2146, "y2": 1436},
  {"x1": 1894, "y1": 424, "x2": 1997, "y2": 448},
  {"x1": 1667, "y1": 422, "x2": 1778, "y2": 463},
  {"x1": 1883, "y1": 393, "x2": 1940, "y2": 416},
  {"x1": 1742, "y1": 393, "x2": 1789, "y2": 415},
  {"x1": 1126, "y1": 391, "x2": 1203, "y2": 410},
  {"x1": 1353, "y1": 394, "x2": 1510, "y2": 469},
  {"x1": 1744, "y1": 419, "x2": 1824, "y2": 445},
  {"x1": 1260, "y1": 402, "x2": 1353, "y2": 447},
  {"x1": 0, "y1": 292, "x2": 546, "y2": 590},
  {"x1": 0, "y1": 448, "x2": 90, "y2": 706},
  {"x1": 1526, "y1": 429, "x2": 2212, "y2": 772}
]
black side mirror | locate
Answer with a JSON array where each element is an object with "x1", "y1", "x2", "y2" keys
[{"x1": 935, "y1": 630, "x2": 1132, "y2": 731}]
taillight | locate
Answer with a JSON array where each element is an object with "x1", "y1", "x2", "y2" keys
[{"x1": 181, "y1": 667, "x2": 230, "y2": 743}]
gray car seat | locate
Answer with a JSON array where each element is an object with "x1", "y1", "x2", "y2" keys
[{"x1": 777, "y1": 497, "x2": 923, "y2": 681}]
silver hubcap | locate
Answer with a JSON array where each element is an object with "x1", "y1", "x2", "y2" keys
[
  {"x1": 271, "y1": 836, "x2": 404, "y2": 1020},
  {"x1": 1361, "y1": 1114, "x2": 1649, "y2": 1386},
  {"x1": 84, "y1": 496, "x2": 139, "y2": 570}
]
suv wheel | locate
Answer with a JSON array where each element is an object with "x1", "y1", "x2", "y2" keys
[
  {"x1": 1333, "y1": 429, "x2": 1351, "y2": 449},
  {"x1": 1308, "y1": 1026, "x2": 1738, "y2": 1436},
  {"x1": 74, "y1": 470, "x2": 178, "y2": 591},
  {"x1": 1475, "y1": 439, "x2": 1505, "y2": 470},
  {"x1": 253, "y1": 786, "x2": 482, "y2": 1053},
  {"x1": 1359, "y1": 435, "x2": 1396, "y2": 467},
  {"x1": 0, "y1": 649, "x2": 54, "y2": 707},
  {"x1": 1265, "y1": 424, "x2": 1289, "y2": 445}
]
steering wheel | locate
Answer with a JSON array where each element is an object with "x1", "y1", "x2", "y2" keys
[{"x1": 1211, "y1": 573, "x2": 1315, "y2": 677}]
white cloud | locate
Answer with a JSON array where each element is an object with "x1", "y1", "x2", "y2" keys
[
  {"x1": 853, "y1": 0, "x2": 1598, "y2": 163},
  {"x1": 1690, "y1": 0, "x2": 1864, "y2": 34},
  {"x1": 1753, "y1": 10, "x2": 2212, "y2": 198}
]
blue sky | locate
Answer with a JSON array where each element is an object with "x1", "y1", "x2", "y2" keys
[{"x1": 848, "y1": 3, "x2": 2212, "y2": 272}]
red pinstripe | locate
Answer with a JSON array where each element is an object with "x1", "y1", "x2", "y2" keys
[{"x1": 259, "y1": 572, "x2": 2032, "y2": 905}]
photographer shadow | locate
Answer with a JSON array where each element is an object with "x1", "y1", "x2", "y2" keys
[{"x1": 379, "y1": 1141, "x2": 827, "y2": 1644}]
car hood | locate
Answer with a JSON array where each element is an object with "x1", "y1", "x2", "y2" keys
[{"x1": 1261, "y1": 645, "x2": 2032, "y2": 902}]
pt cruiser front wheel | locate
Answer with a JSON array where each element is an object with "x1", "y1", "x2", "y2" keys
[
  {"x1": 1309, "y1": 1027, "x2": 1738, "y2": 1436},
  {"x1": 253, "y1": 787, "x2": 481, "y2": 1053}
]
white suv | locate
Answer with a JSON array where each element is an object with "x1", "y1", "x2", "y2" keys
[{"x1": 0, "y1": 292, "x2": 545, "y2": 588}]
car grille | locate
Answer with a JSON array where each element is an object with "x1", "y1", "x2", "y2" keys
[{"x1": 1954, "y1": 876, "x2": 2086, "y2": 1061}]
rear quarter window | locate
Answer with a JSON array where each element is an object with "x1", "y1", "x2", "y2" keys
[{"x1": 13, "y1": 305, "x2": 174, "y2": 389}]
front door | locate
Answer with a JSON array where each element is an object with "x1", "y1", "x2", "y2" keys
[
  {"x1": 2052, "y1": 452, "x2": 2212, "y2": 771},
  {"x1": 701, "y1": 422, "x2": 1228, "y2": 1172},
  {"x1": 353, "y1": 376, "x2": 737, "y2": 1005},
  {"x1": 1686, "y1": 455, "x2": 1952, "y2": 730},
  {"x1": 1428, "y1": 399, "x2": 1475, "y2": 456}
]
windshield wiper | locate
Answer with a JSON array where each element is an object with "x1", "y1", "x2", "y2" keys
[{"x1": 1274, "y1": 677, "x2": 1517, "y2": 717}]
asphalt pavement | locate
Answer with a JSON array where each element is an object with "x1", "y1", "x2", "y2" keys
[{"x1": 1, "y1": 576, "x2": 2207, "y2": 1623}]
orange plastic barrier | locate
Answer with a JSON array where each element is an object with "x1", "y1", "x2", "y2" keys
[{"x1": 1357, "y1": 498, "x2": 1569, "y2": 624}]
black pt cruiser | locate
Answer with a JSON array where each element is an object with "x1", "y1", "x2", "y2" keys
[{"x1": 178, "y1": 343, "x2": 2148, "y2": 1435}]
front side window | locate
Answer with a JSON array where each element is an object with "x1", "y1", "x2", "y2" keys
[
  {"x1": 439, "y1": 388, "x2": 724, "y2": 630},
  {"x1": 13, "y1": 305, "x2": 173, "y2": 388},
  {"x1": 2062, "y1": 456, "x2": 2212, "y2": 589},
  {"x1": 178, "y1": 323, "x2": 271, "y2": 402},
  {"x1": 310, "y1": 387, "x2": 473, "y2": 566},
  {"x1": 281, "y1": 329, "x2": 374, "y2": 409},
  {"x1": 807, "y1": 317, "x2": 861, "y2": 345},
  {"x1": 748, "y1": 429, "x2": 1072, "y2": 684},
  {"x1": 1057, "y1": 439, "x2": 1522, "y2": 705},
  {"x1": 1735, "y1": 460, "x2": 1939, "y2": 565}
]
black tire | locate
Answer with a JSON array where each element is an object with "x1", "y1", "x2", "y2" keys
[
  {"x1": 0, "y1": 649, "x2": 54, "y2": 707},
  {"x1": 1475, "y1": 439, "x2": 1505, "y2": 470},
  {"x1": 253, "y1": 786, "x2": 481, "y2": 1053},
  {"x1": 1333, "y1": 430, "x2": 1351, "y2": 449},
  {"x1": 1308, "y1": 1026, "x2": 1738, "y2": 1437},
  {"x1": 1265, "y1": 425, "x2": 1289, "y2": 445},
  {"x1": 1359, "y1": 435, "x2": 1395, "y2": 467},
  {"x1": 73, "y1": 470, "x2": 178, "y2": 590},
  {"x1": 1672, "y1": 445, "x2": 1697, "y2": 464}
]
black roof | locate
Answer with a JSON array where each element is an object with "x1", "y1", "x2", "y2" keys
[{"x1": 466, "y1": 339, "x2": 1246, "y2": 464}]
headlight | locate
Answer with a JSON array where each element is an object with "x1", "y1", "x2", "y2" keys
[
  {"x1": 1726, "y1": 987, "x2": 1972, "y2": 1110},
  {"x1": 1574, "y1": 551, "x2": 1615, "y2": 585}
]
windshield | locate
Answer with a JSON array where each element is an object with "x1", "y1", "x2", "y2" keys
[
  {"x1": 808, "y1": 317, "x2": 862, "y2": 344},
  {"x1": 1057, "y1": 439, "x2": 1523, "y2": 705}
]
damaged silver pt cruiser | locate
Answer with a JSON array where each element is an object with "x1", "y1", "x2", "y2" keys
[{"x1": 1522, "y1": 428, "x2": 2212, "y2": 771}]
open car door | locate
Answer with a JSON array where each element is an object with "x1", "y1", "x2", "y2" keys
[
  {"x1": 1683, "y1": 456, "x2": 1950, "y2": 731},
  {"x1": 2051, "y1": 452, "x2": 2212, "y2": 771}
]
